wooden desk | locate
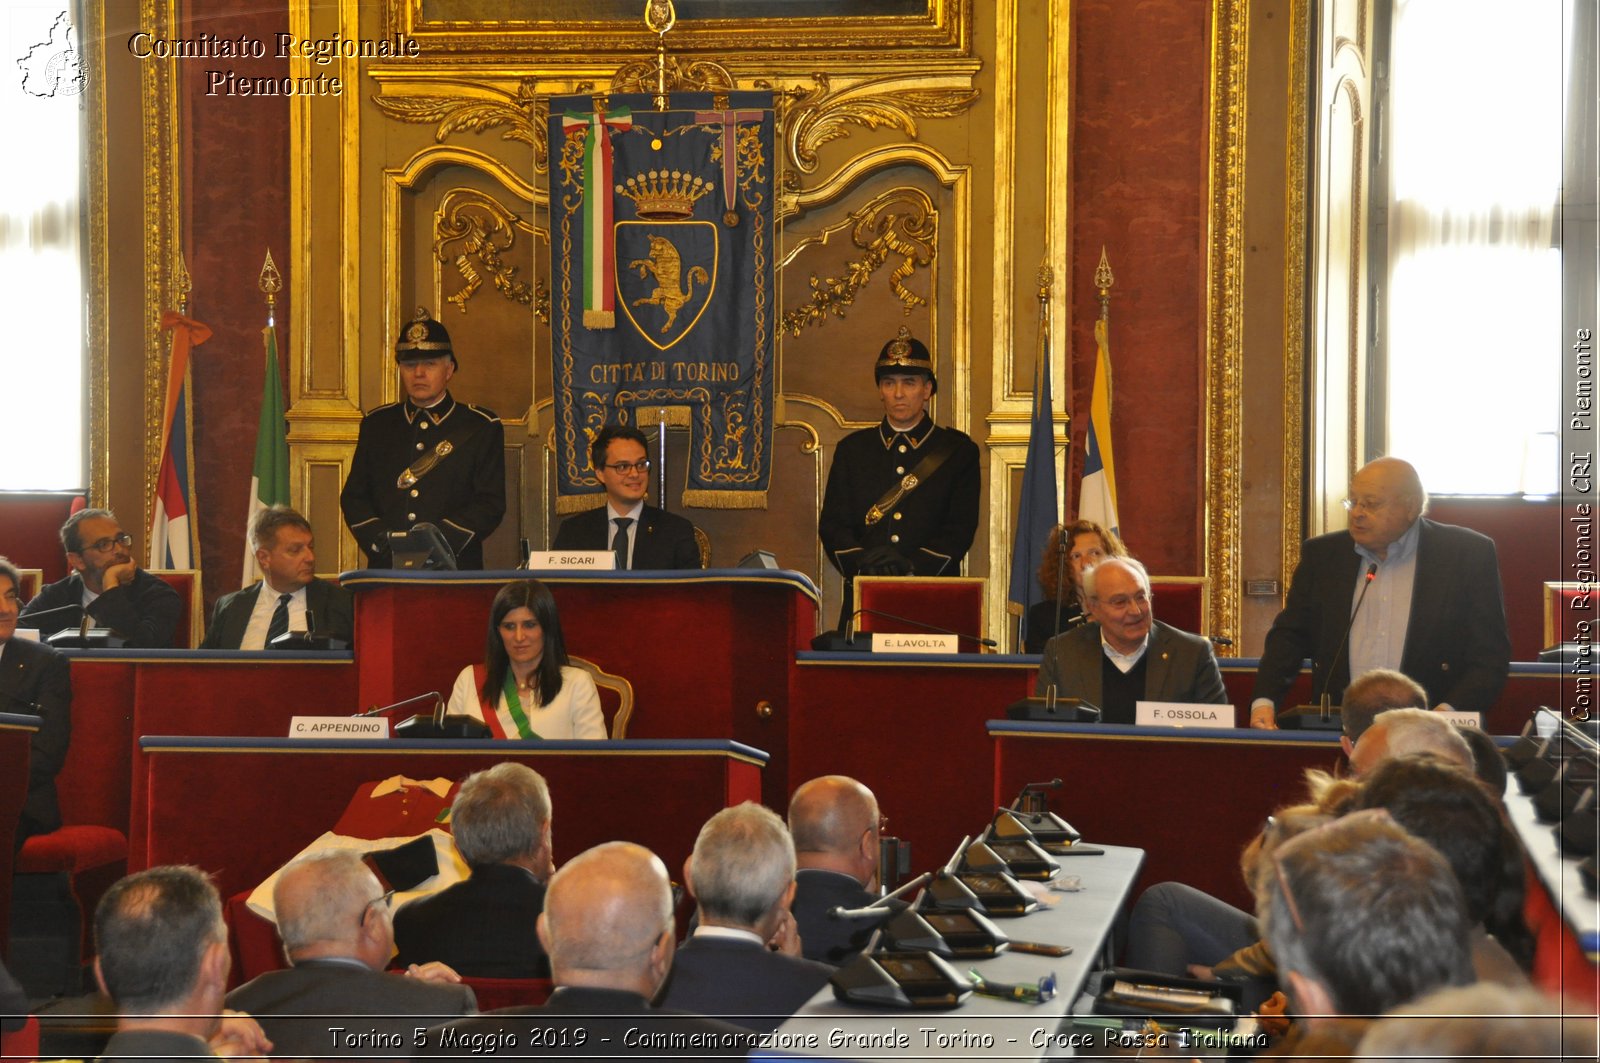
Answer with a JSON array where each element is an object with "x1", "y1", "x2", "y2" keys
[
  {"x1": 757, "y1": 844, "x2": 1146, "y2": 1063},
  {"x1": 345, "y1": 569, "x2": 818, "y2": 806},
  {"x1": 989, "y1": 721, "x2": 1347, "y2": 911},
  {"x1": 138, "y1": 736, "x2": 768, "y2": 903},
  {"x1": 0, "y1": 712, "x2": 39, "y2": 956}
]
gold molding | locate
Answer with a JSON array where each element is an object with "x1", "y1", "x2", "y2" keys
[
  {"x1": 991, "y1": 0, "x2": 1018, "y2": 411},
  {"x1": 777, "y1": 72, "x2": 981, "y2": 178},
  {"x1": 779, "y1": 187, "x2": 936, "y2": 337},
  {"x1": 1282, "y1": 0, "x2": 1309, "y2": 592},
  {"x1": 433, "y1": 187, "x2": 542, "y2": 314},
  {"x1": 84, "y1": 1, "x2": 109, "y2": 504},
  {"x1": 140, "y1": 0, "x2": 182, "y2": 538},
  {"x1": 373, "y1": 77, "x2": 548, "y2": 164},
  {"x1": 1203, "y1": 0, "x2": 1249, "y2": 645},
  {"x1": 382, "y1": 0, "x2": 972, "y2": 57}
]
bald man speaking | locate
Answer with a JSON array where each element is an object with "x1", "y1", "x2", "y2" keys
[{"x1": 1250, "y1": 457, "x2": 1511, "y2": 729}]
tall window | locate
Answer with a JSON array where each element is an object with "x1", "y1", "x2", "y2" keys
[
  {"x1": 0, "y1": 5, "x2": 85, "y2": 490},
  {"x1": 1381, "y1": 0, "x2": 1566, "y2": 495}
]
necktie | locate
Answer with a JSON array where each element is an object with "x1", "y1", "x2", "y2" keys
[
  {"x1": 612, "y1": 517, "x2": 634, "y2": 571},
  {"x1": 266, "y1": 593, "x2": 292, "y2": 643}
]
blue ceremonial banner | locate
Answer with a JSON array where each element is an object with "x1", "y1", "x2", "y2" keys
[
  {"x1": 549, "y1": 92, "x2": 776, "y2": 509},
  {"x1": 1008, "y1": 339, "x2": 1060, "y2": 641}
]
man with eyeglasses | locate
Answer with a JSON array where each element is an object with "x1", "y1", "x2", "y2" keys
[
  {"x1": 552, "y1": 424, "x2": 700, "y2": 569},
  {"x1": 1249, "y1": 456, "x2": 1510, "y2": 729},
  {"x1": 0, "y1": 555, "x2": 71, "y2": 845},
  {"x1": 340, "y1": 307, "x2": 505, "y2": 569},
  {"x1": 786, "y1": 775, "x2": 898, "y2": 966},
  {"x1": 19, "y1": 507, "x2": 181, "y2": 647},
  {"x1": 227, "y1": 851, "x2": 475, "y2": 1058},
  {"x1": 1035, "y1": 556, "x2": 1227, "y2": 725}
]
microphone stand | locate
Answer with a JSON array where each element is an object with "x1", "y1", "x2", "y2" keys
[{"x1": 1051, "y1": 525, "x2": 1068, "y2": 648}]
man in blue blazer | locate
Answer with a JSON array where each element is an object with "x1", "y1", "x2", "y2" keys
[
  {"x1": 1249, "y1": 458, "x2": 1510, "y2": 727},
  {"x1": 1035, "y1": 556, "x2": 1228, "y2": 725},
  {"x1": 552, "y1": 424, "x2": 701, "y2": 569},
  {"x1": 201, "y1": 506, "x2": 353, "y2": 649},
  {"x1": 657, "y1": 803, "x2": 834, "y2": 1033}
]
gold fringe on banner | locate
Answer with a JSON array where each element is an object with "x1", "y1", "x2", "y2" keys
[
  {"x1": 681, "y1": 489, "x2": 768, "y2": 509},
  {"x1": 583, "y1": 310, "x2": 615, "y2": 328},
  {"x1": 644, "y1": 405, "x2": 692, "y2": 428},
  {"x1": 555, "y1": 492, "x2": 610, "y2": 515}
]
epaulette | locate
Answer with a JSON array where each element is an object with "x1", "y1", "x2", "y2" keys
[
  {"x1": 366, "y1": 401, "x2": 402, "y2": 416},
  {"x1": 463, "y1": 403, "x2": 501, "y2": 423}
]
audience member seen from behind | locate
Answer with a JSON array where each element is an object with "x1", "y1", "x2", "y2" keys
[
  {"x1": 1349, "y1": 753, "x2": 1534, "y2": 981},
  {"x1": 226, "y1": 851, "x2": 475, "y2": 1057},
  {"x1": 94, "y1": 866, "x2": 271, "y2": 1062},
  {"x1": 1349, "y1": 706, "x2": 1472, "y2": 777},
  {"x1": 446, "y1": 579, "x2": 604, "y2": 739},
  {"x1": 786, "y1": 775, "x2": 892, "y2": 966},
  {"x1": 1256, "y1": 811, "x2": 1474, "y2": 1044},
  {"x1": 1355, "y1": 983, "x2": 1596, "y2": 1061},
  {"x1": 419, "y1": 842, "x2": 748, "y2": 1059},
  {"x1": 1024, "y1": 519, "x2": 1128, "y2": 653},
  {"x1": 1337, "y1": 668, "x2": 1428, "y2": 757},
  {"x1": 393, "y1": 762, "x2": 556, "y2": 978},
  {"x1": 658, "y1": 803, "x2": 835, "y2": 1033}
]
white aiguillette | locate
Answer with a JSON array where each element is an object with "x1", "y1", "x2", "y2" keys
[
  {"x1": 288, "y1": 716, "x2": 390, "y2": 739},
  {"x1": 1436, "y1": 710, "x2": 1483, "y2": 730},
  {"x1": 870, "y1": 632, "x2": 958, "y2": 654},
  {"x1": 526, "y1": 551, "x2": 616, "y2": 570},
  {"x1": 1135, "y1": 702, "x2": 1233, "y2": 730}
]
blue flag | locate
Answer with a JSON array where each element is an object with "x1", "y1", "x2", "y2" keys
[{"x1": 1008, "y1": 338, "x2": 1061, "y2": 646}]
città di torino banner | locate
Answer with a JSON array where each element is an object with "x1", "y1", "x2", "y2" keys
[{"x1": 548, "y1": 91, "x2": 776, "y2": 511}]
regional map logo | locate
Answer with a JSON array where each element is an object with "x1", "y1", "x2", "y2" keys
[{"x1": 17, "y1": 10, "x2": 83, "y2": 98}]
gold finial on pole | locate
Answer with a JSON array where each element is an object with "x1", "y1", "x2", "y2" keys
[
  {"x1": 644, "y1": 0, "x2": 677, "y2": 110},
  {"x1": 259, "y1": 249, "x2": 283, "y2": 326},
  {"x1": 1094, "y1": 245, "x2": 1114, "y2": 323},
  {"x1": 174, "y1": 251, "x2": 192, "y2": 316},
  {"x1": 1036, "y1": 262, "x2": 1054, "y2": 305}
]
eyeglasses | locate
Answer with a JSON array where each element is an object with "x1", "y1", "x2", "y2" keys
[
  {"x1": 1096, "y1": 590, "x2": 1150, "y2": 611},
  {"x1": 1341, "y1": 496, "x2": 1390, "y2": 514},
  {"x1": 362, "y1": 889, "x2": 395, "y2": 924},
  {"x1": 82, "y1": 532, "x2": 134, "y2": 553},
  {"x1": 861, "y1": 814, "x2": 889, "y2": 841},
  {"x1": 603, "y1": 460, "x2": 651, "y2": 475}
]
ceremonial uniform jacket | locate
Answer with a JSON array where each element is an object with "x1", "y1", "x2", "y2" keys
[
  {"x1": 819, "y1": 416, "x2": 981, "y2": 578},
  {"x1": 340, "y1": 392, "x2": 505, "y2": 569}
]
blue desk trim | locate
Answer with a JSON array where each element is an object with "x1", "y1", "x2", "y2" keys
[
  {"x1": 138, "y1": 735, "x2": 770, "y2": 766},
  {"x1": 797, "y1": 651, "x2": 1036, "y2": 666},
  {"x1": 339, "y1": 567, "x2": 821, "y2": 604},
  {"x1": 57, "y1": 648, "x2": 353, "y2": 663},
  {"x1": 0, "y1": 711, "x2": 41, "y2": 733},
  {"x1": 985, "y1": 719, "x2": 1344, "y2": 746}
]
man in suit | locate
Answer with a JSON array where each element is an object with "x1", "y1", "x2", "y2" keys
[
  {"x1": 419, "y1": 842, "x2": 748, "y2": 1058},
  {"x1": 1249, "y1": 457, "x2": 1511, "y2": 728},
  {"x1": 393, "y1": 763, "x2": 553, "y2": 978},
  {"x1": 340, "y1": 307, "x2": 505, "y2": 569},
  {"x1": 658, "y1": 803, "x2": 834, "y2": 1032},
  {"x1": 1035, "y1": 556, "x2": 1228, "y2": 724},
  {"x1": 818, "y1": 326, "x2": 980, "y2": 623},
  {"x1": 786, "y1": 775, "x2": 891, "y2": 966},
  {"x1": 552, "y1": 424, "x2": 701, "y2": 569},
  {"x1": 227, "y1": 851, "x2": 475, "y2": 1056},
  {"x1": 0, "y1": 557, "x2": 71, "y2": 845},
  {"x1": 94, "y1": 866, "x2": 272, "y2": 1062},
  {"x1": 201, "y1": 506, "x2": 353, "y2": 649},
  {"x1": 19, "y1": 508, "x2": 181, "y2": 648}
]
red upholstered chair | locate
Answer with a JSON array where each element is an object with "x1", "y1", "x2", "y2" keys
[
  {"x1": 149, "y1": 568, "x2": 202, "y2": 648},
  {"x1": 1543, "y1": 581, "x2": 1587, "y2": 649},
  {"x1": 0, "y1": 1015, "x2": 40, "y2": 1061},
  {"x1": 15, "y1": 824, "x2": 129, "y2": 963},
  {"x1": 569, "y1": 656, "x2": 634, "y2": 738},
  {"x1": 854, "y1": 576, "x2": 988, "y2": 653},
  {"x1": 1148, "y1": 575, "x2": 1209, "y2": 636},
  {"x1": 15, "y1": 567, "x2": 42, "y2": 600},
  {"x1": 459, "y1": 976, "x2": 554, "y2": 1010},
  {"x1": 227, "y1": 891, "x2": 289, "y2": 985}
]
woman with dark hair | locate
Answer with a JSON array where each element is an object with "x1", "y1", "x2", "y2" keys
[
  {"x1": 445, "y1": 579, "x2": 605, "y2": 739},
  {"x1": 1024, "y1": 519, "x2": 1128, "y2": 653}
]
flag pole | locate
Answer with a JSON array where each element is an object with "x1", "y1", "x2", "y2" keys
[
  {"x1": 242, "y1": 250, "x2": 290, "y2": 585},
  {"x1": 1096, "y1": 246, "x2": 1115, "y2": 408}
]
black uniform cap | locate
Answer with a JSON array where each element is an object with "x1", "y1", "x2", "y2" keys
[
  {"x1": 874, "y1": 325, "x2": 936, "y2": 394},
  {"x1": 395, "y1": 307, "x2": 456, "y2": 366}
]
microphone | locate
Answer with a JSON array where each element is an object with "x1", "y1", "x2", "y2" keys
[
  {"x1": 1279, "y1": 562, "x2": 1377, "y2": 728},
  {"x1": 1051, "y1": 525, "x2": 1070, "y2": 646},
  {"x1": 354, "y1": 690, "x2": 443, "y2": 719},
  {"x1": 1209, "y1": 634, "x2": 1234, "y2": 648},
  {"x1": 846, "y1": 608, "x2": 998, "y2": 649},
  {"x1": 16, "y1": 602, "x2": 84, "y2": 629},
  {"x1": 827, "y1": 872, "x2": 930, "y2": 920}
]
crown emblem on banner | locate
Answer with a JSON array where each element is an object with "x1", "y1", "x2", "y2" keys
[{"x1": 615, "y1": 169, "x2": 714, "y2": 220}]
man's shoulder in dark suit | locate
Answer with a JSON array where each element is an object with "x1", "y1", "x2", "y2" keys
[
  {"x1": 636, "y1": 505, "x2": 701, "y2": 569},
  {"x1": 791, "y1": 869, "x2": 876, "y2": 966},
  {"x1": 657, "y1": 935, "x2": 833, "y2": 1033},
  {"x1": 227, "y1": 960, "x2": 476, "y2": 1058},
  {"x1": 200, "y1": 582, "x2": 262, "y2": 649},
  {"x1": 420, "y1": 986, "x2": 751, "y2": 1058},
  {"x1": 392, "y1": 864, "x2": 550, "y2": 978},
  {"x1": 551, "y1": 506, "x2": 608, "y2": 551}
]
